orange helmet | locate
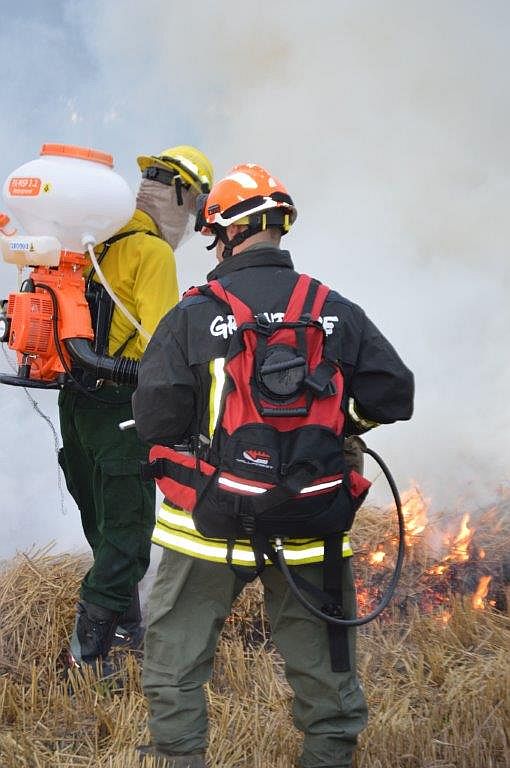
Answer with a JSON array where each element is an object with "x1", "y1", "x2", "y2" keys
[
  {"x1": 195, "y1": 163, "x2": 297, "y2": 254},
  {"x1": 203, "y1": 163, "x2": 296, "y2": 228}
]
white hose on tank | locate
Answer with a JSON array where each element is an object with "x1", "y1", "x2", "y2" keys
[{"x1": 85, "y1": 240, "x2": 151, "y2": 342}]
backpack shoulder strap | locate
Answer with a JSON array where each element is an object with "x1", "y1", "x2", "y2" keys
[
  {"x1": 186, "y1": 275, "x2": 332, "y2": 327},
  {"x1": 88, "y1": 229, "x2": 159, "y2": 284},
  {"x1": 197, "y1": 279, "x2": 255, "y2": 326},
  {"x1": 284, "y1": 274, "x2": 331, "y2": 322}
]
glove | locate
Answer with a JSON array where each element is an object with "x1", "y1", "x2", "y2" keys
[{"x1": 343, "y1": 435, "x2": 367, "y2": 475}]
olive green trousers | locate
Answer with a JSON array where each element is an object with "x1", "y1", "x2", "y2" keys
[
  {"x1": 143, "y1": 549, "x2": 367, "y2": 767},
  {"x1": 58, "y1": 386, "x2": 155, "y2": 612}
]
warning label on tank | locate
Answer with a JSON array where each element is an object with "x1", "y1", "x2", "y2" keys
[{"x1": 8, "y1": 177, "x2": 42, "y2": 196}]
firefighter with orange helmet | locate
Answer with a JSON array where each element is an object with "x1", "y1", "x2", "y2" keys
[
  {"x1": 133, "y1": 162, "x2": 414, "y2": 767},
  {"x1": 59, "y1": 145, "x2": 213, "y2": 673}
]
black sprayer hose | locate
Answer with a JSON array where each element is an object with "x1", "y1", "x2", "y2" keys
[
  {"x1": 33, "y1": 283, "x2": 139, "y2": 395},
  {"x1": 64, "y1": 338, "x2": 139, "y2": 386},
  {"x1": 275, "y1": 445, "x2": 406, "y2": 627}
]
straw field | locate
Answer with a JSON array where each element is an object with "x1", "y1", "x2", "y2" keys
[{"x1": 0, "y1": 501, "x2": 509, "y2": 768}]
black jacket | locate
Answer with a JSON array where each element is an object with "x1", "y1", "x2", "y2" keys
[{"x1": 133, "y1": 246, "x2": 414, "y2": 446}]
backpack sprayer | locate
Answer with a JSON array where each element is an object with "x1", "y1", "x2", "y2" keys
[{"x1": 0, "y1": 143, "x2": 145, "y2": 390}]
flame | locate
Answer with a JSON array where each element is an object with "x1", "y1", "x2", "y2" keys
[
  {"x1": 354, "y1": 482, "x2": 506, "y2": 622},
  {"x1": 472, "y1": 575, "x2": 492, "y2": 610},
  {"x1": 401, "y1": 485, "x2": 430, "y2": 546},
  {"x1": 369, "y1": 549, "x2": 386, "y2": 565},
  {"x1": 429, "y1": 564, "x2": 448, "y2": 575},
  {"x1": 445, "y1": 513, "x2": 473, "y2": 562}
]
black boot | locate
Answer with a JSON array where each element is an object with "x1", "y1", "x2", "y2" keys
[
  {"x1": 112, "y1": 583, "x2": 145, "y2": 652},
  {"x1": 68, "y1": 599, "x2": 120, "y2": 673}
]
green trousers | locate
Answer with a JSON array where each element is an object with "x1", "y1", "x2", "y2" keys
[
  {"x1": 143, "y1": 550, "x2": 367, "y2": 768},
  {"x1": 58, "y1": 386, "x2": 155, "y2": 612}
]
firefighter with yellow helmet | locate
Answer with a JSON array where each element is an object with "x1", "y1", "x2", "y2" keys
[{"x1": 58, "y1": 145, "x2": 213, "y2": 672}]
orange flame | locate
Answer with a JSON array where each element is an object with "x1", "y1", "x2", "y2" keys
[
  {"x1": 445, "y1": 513, "x2": 473, "y2": 563},
  {"x1": 472, "y1": 575, "x2": 492, "y2": 610},
  {"x1": 369, "y1": 550, "x2": 386, "y2": 565},
  {"x1": 401, "y1": 485, "x2": 429, "y2": 547}
]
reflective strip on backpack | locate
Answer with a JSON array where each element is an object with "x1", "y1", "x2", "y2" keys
[
  {"x1": 300, "y1": 477, "x2": 343, "y2": 494},
  {"x1": 216, "y1": 470, "x2": 343, "y2": 497},
  {"x1": 152, "y1": 501, "x2": 353, "y2": 564},
  {"x1": 218, "y1": 472, "x2": 274, "y2": 495},
  {"x1": 208, "y1": 357, "x2": 226, "y2": 437}
]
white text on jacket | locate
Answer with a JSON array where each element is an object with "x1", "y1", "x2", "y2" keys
[{"x1": 210, "y1": 312, "x2": 339, "y2": 339}]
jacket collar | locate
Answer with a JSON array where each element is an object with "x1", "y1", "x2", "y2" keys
[
  {"x1": 117, "y1": 208, "x2": 161, "y2": 237},
  {"x1": 207, "y1": 245, "x2": 294, "y2": 281}
]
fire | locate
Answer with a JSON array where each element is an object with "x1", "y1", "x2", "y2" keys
[
  {"x1": 472, "y1": 575, "x2": 492, "y2": 610},
  {"x1": 444, "y1": 513, "x2": 473, "y2": 563},
  {"x1": 400, "y1": 484, "x2": 430, "y2": 547},
  {"x1": 354, "y1": 482, "x2": 507, "y2": 621},
  {"x1": 369, "y1": 549, "x2": 386, "y2": 565}
]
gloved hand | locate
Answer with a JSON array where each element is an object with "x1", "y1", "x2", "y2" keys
[{"x1": 343, "y1": 435, "x2": 367, "y2": 475}]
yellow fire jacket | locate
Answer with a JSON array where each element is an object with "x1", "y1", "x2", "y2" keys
[{"x1": 93, "y1": 209, "x2": 179, "y2": 361}]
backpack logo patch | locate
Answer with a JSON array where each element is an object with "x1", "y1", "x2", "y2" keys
[{"x1": 238, "y1": 448, "x2": 273, "y2": 469}]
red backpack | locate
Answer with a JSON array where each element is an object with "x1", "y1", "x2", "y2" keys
[{"x1": 146, "y1": 273, "x2": 371, "y2": 564}]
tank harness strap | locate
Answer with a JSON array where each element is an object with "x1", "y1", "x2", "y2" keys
[
  {"x1": 85, "y1": 229, "x2": 160, "y2": 358},
  {"x1": 323, "y1": 535, "x2": 350, "y2": 672},
  {"x1": 256, "y1": 533, "x2": 349, "y2": 672}
]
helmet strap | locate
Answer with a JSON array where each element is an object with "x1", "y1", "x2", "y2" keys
[
  {"x1": 142, "y1": 166, "x2": 186, "y2": 206},
  {"x1": 206, "y1": 234, "x2": 219, "y2": 251},
  {"x1": 217, "y1": 225, "x2": 255, "y2": 258},
  {"x1": 174, "y1": 175, "x2": 184, "y2": 206}
]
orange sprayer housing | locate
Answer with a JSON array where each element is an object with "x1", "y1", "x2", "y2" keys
[{"x1": 6, "y1": 251, "x2": 94, "y2": 382}]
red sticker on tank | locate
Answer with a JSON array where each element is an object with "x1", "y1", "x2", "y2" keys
[{"x1": 8, "y1": 177, "x2": 42, "y2": 196}]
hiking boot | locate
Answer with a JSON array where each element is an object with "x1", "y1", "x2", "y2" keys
[
  {"x1": 68, "y1": 599, "x2": 120, "y2": 670},
  {"x1": 137, "y1": 744, "x2": 206, "y2": 767},
  {"x1": 111, "y1": 620, "x2": 145, "y2": 651},
  {"x1": 111, "y1": 584, "x2": 145, "y2": 652}
]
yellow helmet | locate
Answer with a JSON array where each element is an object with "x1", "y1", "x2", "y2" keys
[{"x1": 137, "y1": 145, "x2": 213, "y2": 193}]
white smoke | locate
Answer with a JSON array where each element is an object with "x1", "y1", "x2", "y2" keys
[{"x1": 1, "y1": 0, "x2": 509, "y2": 557}]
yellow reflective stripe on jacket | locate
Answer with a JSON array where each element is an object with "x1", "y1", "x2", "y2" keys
[
  {"x1": 152, "y1": 501, "x2": 353, "y2": 565},
  {"x1": 208, "y1": 358, "x2": 225, "y2": 437}
]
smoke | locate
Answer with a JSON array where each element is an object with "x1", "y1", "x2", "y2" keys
[{"x1": 0, "y1": 0, "x2": 509, "y2": 557}]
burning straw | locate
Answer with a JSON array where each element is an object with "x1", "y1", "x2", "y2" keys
[{"x1": 0, "y1": 492, "x2": 509, "y2": 767}]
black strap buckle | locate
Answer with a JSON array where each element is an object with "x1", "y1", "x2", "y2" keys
[
  {"x1": 140, "y1": 458, "x2": 166, "y2": 482},
  {"x1": 321, "y1": 602, "x2": 345, "y2": 619},
  {"x1": 254, "y1": 313, "x2": 273, "y2": 335}
]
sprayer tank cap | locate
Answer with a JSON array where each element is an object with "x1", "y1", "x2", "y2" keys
[{"x1": 40, "y1": 144, "x2": 114, "y2": 168}]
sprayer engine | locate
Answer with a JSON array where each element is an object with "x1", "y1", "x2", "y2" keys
[{"x1": 1, "y1": 246, "x2": 94, "y2": 388}]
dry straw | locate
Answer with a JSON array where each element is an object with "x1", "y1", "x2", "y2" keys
[{"x1": 1, "y1": 504, "x2": 509, "y2": 768}]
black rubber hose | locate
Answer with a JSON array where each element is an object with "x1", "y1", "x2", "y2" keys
[
  {"x1": 64, "y1": 337, "x2": 139, "y2": 386},
  {"x1": 275, "y1": 445, "x2": 406, "y2": 627}
]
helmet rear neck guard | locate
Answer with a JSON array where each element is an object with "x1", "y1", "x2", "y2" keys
[
  {"x1": 196, "y1": 197, "x2": 293, "y2": 257},
  {"x1": 216, "y1": 208, "x2": 290, "y2": 257}
]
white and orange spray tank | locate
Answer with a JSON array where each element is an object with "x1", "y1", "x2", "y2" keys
[{"x1": 0, "y1": 143, "x2": 144, "y2": 388}]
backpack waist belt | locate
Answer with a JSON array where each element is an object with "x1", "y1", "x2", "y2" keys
[{"x1": 142, "y1": 444, "x2": 371, "y2": 514}]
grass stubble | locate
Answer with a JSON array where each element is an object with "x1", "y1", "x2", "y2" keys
[{"x1": 0, "y1": 505, "x2": 508, "y2": 768}]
